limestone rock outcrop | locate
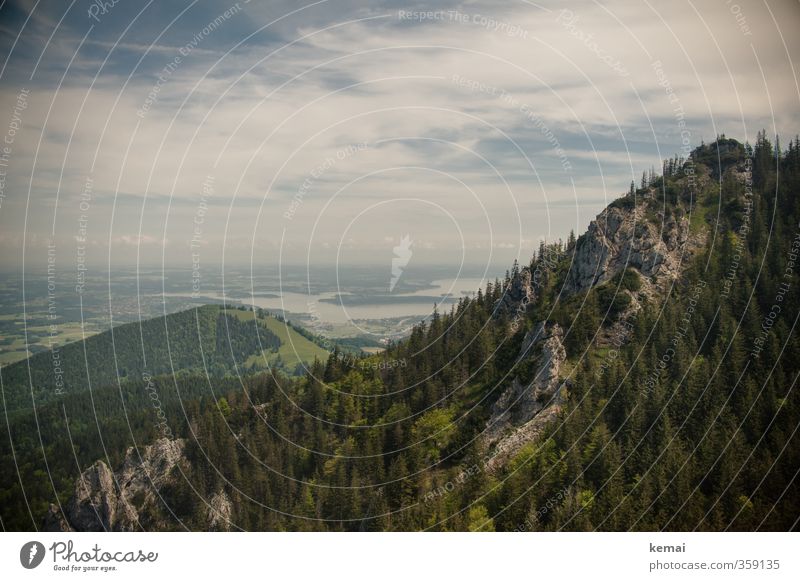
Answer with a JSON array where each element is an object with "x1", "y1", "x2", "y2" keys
[
  {"x1": 206, "y1": 491, "x2": 233, "y2": 531},
  {"x1": 484, "y1": 322, "x2": 568, "y2": 468},
  {"x1": 566, "y1": 200, "x2": 690, "y2": 295},
  {"x1": 44, "y1": 438, "x2": 186, "y2": 531}
]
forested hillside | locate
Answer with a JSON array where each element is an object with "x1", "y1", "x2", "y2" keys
[
  {"x1": 0, "y1": 305, "x2": 327, "y2": 413},
  {"x1": 2, "y1": 135, "x2": 798, "y2": 532}
]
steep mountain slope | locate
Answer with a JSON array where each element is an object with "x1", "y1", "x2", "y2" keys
[{"x1": 477, "y1": 150, "x2": 723, "y2": 463}]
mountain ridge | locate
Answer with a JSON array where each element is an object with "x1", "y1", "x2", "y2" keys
[{"x1": 5, "y1": 134, "x2": 799, "y2": 531}]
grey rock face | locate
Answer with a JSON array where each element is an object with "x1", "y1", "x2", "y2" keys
[
  {"x1": 566, "y1": 202, "x2": 690, "y2": 294},
  {"x1": 484, "y1": 322, "x2": 567, "y2": 468},
  {"x1": 43, "y1": 438, "x2": 185, "y2": 532},
  {"x1": 486, "y1": 405, "x2": 562, "y2": 470},
  {"x1": 206, "y1": 491, "x2": 233, "y2": 531}
]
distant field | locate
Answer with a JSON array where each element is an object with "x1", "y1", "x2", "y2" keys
[
  {"x1": 0, "y1": 317, "x2": 99, "y2": 366},
  {"x1": 0, "y1": 350, "x2": 26, "y2": 365}
]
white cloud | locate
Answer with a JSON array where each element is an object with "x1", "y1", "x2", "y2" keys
[{"x1": 0, "y1": 0, "x2": 798, "y2": 269}]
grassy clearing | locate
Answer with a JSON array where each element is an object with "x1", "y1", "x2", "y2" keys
[{"x1": 227, "y1": 308, "x2": 330, "y2": 370}]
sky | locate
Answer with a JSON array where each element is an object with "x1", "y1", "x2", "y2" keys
[{"x1": 0, "y1": 0, "x2": 798, "y2": 275}]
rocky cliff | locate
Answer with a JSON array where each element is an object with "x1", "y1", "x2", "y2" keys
[
  {"x1": 206, "y1": 490, "x2": 233, "y2": 531},
  {"x1": 484, "y1": 322, "x2": 568, "y2": 469},
  {"x1": 565, "y1": 197, "x2": 691, "y2": 296},
  {"x1": 44, "y1": 438, "x2": 190, "y2": 532},
  {"x1": 484, "y1": 179, "x2": 708, "y2": 465},
  {"x1": 497, "y1": 180, "x2": 701, "y2": 335}
]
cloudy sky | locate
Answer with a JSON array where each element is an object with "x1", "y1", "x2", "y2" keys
[{"x1": 0, "y1": 0, "x2": 798, "y2": 273}]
